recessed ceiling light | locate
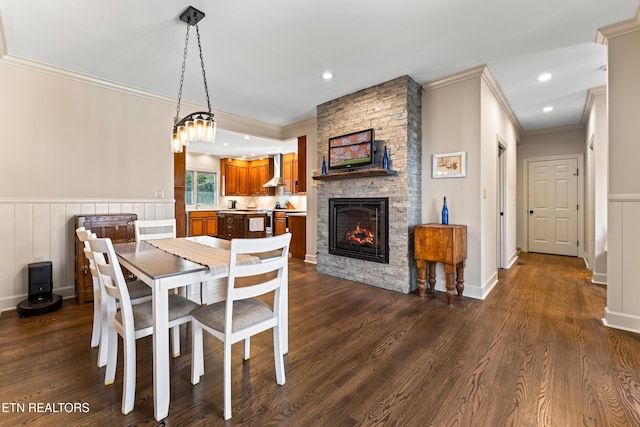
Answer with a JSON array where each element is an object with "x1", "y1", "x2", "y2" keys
[
  {"x1": 223, "y1": 142, "x2": 229, "y2": 146},
  {"x1": 538, "y1": 73, "x2": 553, "y2": 82},
  {"x1": 322, "y1": 71, "x2": 334, "y2": 80},
  {"x1": 543, "y1": 106, "x2": 554, "y2": 113},
  {"x1": 244, "y1": 135, "x2": 250, "y2": 140}
]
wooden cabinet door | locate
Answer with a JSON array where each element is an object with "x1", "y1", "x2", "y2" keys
[
  {"x1": 217, "y1": 214, "x2": 226, "y2": 238},
  {"x1": 289, "y1": 215, "x2": 306, "y2": 259},
  {"x1": 190, "y1": 217, "x2": 205, "y2": 236},
  {"x1": 238, "y1": 164, "x2": 249, "y2": 195},
  {"x1": 226, "y1": 164, "x2": 240, "y2": 195},
  {"x1": 249, "y1": 163, "x2": 260, "y2": 195},
  {"x1": 274, "y1": 212, "x2": 287, "y2": 236},
  {"x1": 283, "y1": 153, "x2": 293, "y2": 194},
  {"x1": 206, "y1": 217, "x2": 218, "y2": 236}
]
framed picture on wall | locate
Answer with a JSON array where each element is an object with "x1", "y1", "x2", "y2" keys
[{"x1": 432, "y1": 151, "x2": 466, "y2": 178}]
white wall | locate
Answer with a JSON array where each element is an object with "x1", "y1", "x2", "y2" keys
[
  {"x1": 516, "y1": 127, "x2": 585, "y2": 250},
  {"x1": 480, "y1": 75, "x2": 519, "y2": 285},
  {"x1": 584, "y1": 88, "x2": 608, "y2": 283},
  {"x1": 602, "y1": 15, "x2": 640, "y2": 333}
]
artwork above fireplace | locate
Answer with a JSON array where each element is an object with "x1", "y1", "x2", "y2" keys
[{"x1": 329, "y1": 197, "x2": 389, "y2": 264}]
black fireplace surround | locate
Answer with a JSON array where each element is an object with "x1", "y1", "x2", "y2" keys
[{"x1": 329, "y1": 197, "x2": 389, "y2": 264}]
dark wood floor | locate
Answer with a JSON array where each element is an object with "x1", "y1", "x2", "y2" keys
[{"x1": 1, "y1": 253, "x2": 640, "y2": 426}]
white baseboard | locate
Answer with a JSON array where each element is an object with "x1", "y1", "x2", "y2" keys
[
  {"x1": 304, "y1": 254, "x2": 318, "y2": 264},
  {"x1": 591, "y1": 272, "x2": 607, "y2": 285},
  {"x1": 602, "y1": 307, "x2": 640, "y2": 334},
  {"x1": 0, "y1": 285, "x2": 75, "y2": 313},
  {"x1": 505, "y1": 252, "x2": 518, "y2": 269}
]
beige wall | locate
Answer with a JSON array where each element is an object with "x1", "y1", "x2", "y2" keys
[{"x1": 0, "y1": 59, "x2": 175, "y2": 200}]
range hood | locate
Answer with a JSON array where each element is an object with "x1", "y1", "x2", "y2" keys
[{"x1": 263, "y1": 154, "x2": 283, "y2": 187}]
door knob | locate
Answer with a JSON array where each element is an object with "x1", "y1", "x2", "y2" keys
[{"x1": 529, "y1": 210, "x2": 534, "y2": 215}]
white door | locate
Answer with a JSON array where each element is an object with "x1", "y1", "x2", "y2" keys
[{"x1": 528, "y1": 158, "x2": 578, "y2": 256}]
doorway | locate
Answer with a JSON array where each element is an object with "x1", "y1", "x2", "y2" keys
[
  {"x1": 497, "y1": 141, "x2": 506, "y2": 268},
  {"x1": 525, "y1": 156, "x2": 581, "y2": 256}
]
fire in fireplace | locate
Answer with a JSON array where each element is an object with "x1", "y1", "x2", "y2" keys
[{"x1": 329, "y1": 197, "x2": 389, "y2": 263}]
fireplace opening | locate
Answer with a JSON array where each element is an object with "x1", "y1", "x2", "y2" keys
[{"x1": 329, "y1": 197, "x2": 389, "y2": 264}]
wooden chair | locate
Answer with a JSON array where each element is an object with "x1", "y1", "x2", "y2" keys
[
  {"x1": 76, "y1": 227, "x2": 153, "y2": 368},
  {"x1": 190, "y1": 233, "x2": 292, "y2": 420},
  {"x1": 88, "y1": 236, "x2": 200, "y2": 415},
  {"x1": 134, "y1": 218, "x2": 176, "y2": 241}
]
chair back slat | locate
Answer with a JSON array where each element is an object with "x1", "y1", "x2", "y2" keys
[
  {"x1": 134, "y1": 219, "x2": 176, "y2": 241},
  {"x1": 225, "y1": 233, "x2": 291, "y2": 318}
]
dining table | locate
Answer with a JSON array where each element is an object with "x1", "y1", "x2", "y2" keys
[{"x1": 113, "y1": 235, "x2": 289, "y2": 422}]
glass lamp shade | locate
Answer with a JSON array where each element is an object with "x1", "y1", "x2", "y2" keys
[
  {"x1": 206, "y1": 120, "x2": 217, "y2": 142},
  {"x1": 194, "y1": 118, "x2": 206, "y2": 141},
  {"x1": 185, "y1": 120, "x2": 196, "y2": 140},
  {"x1": 177, "y1": 125, "x2": 189, "y2": 147},
  {"x1": 171, "y1": 132, "x2": 183, "y2": 153}
]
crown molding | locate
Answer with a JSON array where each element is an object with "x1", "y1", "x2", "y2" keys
[
  {"x1": 0, "y1": 54, "x2": 287, "y2": 140},
  {"x1": 422, "y1": 65, "x2": 486, "y2": 91},
  {"x1": 581, "y1": 85, "x2": 607, "y2": 124},
  {"x1": 596, "y1": 5, "x2": 640, "y2": 43},
  {"x1": 481, "y1": 65, "x2": 524, "y2": 135},
  {"x1": 521, "y1": 123, "x2": 584, "y2": 138},
  {"x1": 423, "y1": 64, "x2": 524, "y2": 135}
]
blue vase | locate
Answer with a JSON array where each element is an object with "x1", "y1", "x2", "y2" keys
[
  {"x1": 442, "y1": 197, "x2": 449, "y2": 225},
  {"x1": 321, "y1": 156, "x2": 327, "y2": 175},
  {"x1": 382, "y1": 146, "x2": 389, "y2": 169}
]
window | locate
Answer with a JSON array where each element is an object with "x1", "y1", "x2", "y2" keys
[{"x1": 186, "y1": 171, "x2": 217, "y2": 205}]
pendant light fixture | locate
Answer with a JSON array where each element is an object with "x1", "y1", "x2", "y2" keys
[{"x1": 171, "y1": 6, "x2": 217, "y2": 153}]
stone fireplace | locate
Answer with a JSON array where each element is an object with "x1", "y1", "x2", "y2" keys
[
  {"x1": 329, "y1": 197, "x2": 389, "y2": 264},
  {"x1": 316, "y1": 75, "x2": 422, "y2": 294}
]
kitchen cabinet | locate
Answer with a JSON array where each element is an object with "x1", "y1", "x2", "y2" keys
[
  {"x1": 75, "y1": 214, "x2": 136, "y2": 304},
  {"x1": 223, "y1": 158, "x2": 275, "y2": 196},
  {"x1": 222, "y1": 158, "x2": 249, "y2": 196},
  {"x1": 188, "y1": 211, "x2": 218, "y2": 237},
  {"x1": 217, "y1": 212, "x2": 267, "y2": 240},
  {"x1": 288, "y1": 214, "x2": 306, "y2": 259},
  {"x1": 249, "y1": 158, "x2": 275, "y2": 196},
  {"x1": 274, "y1": 211, "x2": 288, "y2": 236},
  {"x1": 283, "y1": 152, "x2": 299, "y2": 195}
]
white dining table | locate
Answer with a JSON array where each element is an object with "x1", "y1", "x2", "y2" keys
[{"x1": 113, "y1": 235, "x2": 289, "y2": 422}]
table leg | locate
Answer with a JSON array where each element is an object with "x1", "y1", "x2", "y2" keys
[
  {"x1": 456, "y1": 260, "x2": 466, "y2": 296},
  {"x1": 428, "y1": 262, "x2": 437, "y2": 291},
  {"x1": 416, "y1": 260, "x2": 427, "y2": 297},
  {"x1": 444, "y1": 264, "x2": 456, "y2": 304},
  {"x1": 153, "y1": 281, "x2": 170, "y2": 421}
]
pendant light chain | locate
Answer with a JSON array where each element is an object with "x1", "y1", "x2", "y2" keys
[
  {"x1": 195, "y1": 24, "x2": 212, "y2": 114},
  {"x1": 170, "y1": 6, "x2": 216, "y2": 153},
  {"x1": 175, "y1": 26, "x2": 191, "y2": 127}
]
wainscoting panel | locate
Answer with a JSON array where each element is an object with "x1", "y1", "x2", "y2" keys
[
  {"x1": 603, "y1": 195, "x2": 640, "y2": 333},
  {"x1": 0, "y1": 199, "x2": 175, "y2": 312}
]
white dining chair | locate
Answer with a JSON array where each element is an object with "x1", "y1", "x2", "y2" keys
[
  {"x1": 76, "y1": 227, "x2": 153, "y2": 368},
  {"x1": 88, "y1": 236, "x2": 200, "y2": 415},
  {"x1": 190, "y1": 233, "x2": 292, "y2": 420},
  {"x1": 134, "y1": 218, "x2": 176, "y2": 241}
]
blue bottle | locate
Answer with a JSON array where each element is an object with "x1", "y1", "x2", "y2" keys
[
  {"x1": 442, "y1": 197, "x2": 449, "y2": 225},
  {"x1": 382, "y1": 146, "x2": 389, "y2": 169},
  {"x1": 321, "y1": 155, "x2": 327, "y2": 175}
]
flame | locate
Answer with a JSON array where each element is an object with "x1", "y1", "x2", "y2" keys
[{"x1": 345, "y1": 223, "x2": 375, "y2": 246}]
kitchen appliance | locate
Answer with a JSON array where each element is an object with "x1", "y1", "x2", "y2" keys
[
  {"x1": 228, "y1": 200, "x2": 237, "y2": 209},
  {"x1": 262, "y1": 154, "x2": 284, "y2": 187}
]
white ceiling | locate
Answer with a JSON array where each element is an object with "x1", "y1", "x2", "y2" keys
[{"x1": 0, "y1": 0, "x2": 638, "y2": 153}]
